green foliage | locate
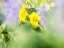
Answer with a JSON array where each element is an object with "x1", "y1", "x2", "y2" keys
[
  {"x1": 0, "y1": 8, "x2": 3, "y2": 25},
  {"x1": 28, "y1": 8, "x2": 37, "y2": 14},
  {"x1": 0, "y1": 0, "x2": 64, "y2": 48}
]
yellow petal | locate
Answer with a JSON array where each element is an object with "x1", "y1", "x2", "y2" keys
[
  {"x1": 29, "y1": 12, "x2": 40, "y2": 27},
  {"x1": 19, "y1": 5, "x2": 28, "y2": 22},
  {"x1": 40, "y1": 0, "x2": 45, "y2": 5},
  {"x1": 49, "y1": 2, "x2": 55, "y2": 7}
]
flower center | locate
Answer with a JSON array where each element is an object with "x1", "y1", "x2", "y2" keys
[
  {"x1": 21, "y1": 13, "x2": 25, "y2": 18},
  {"x1": 33, "y1": 17, "x2": 38, "y2": 22}
]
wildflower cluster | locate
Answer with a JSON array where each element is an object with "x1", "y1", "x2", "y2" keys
[
  {"x1": 19, "y1": 5, "x2": 40, "y2": 27},
  {"x1": 19, "y1": 0, "x2": 55, "y2": 27}
]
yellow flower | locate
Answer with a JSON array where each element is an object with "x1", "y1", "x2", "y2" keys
[
  {"x1": 19, "y1": 5, "x2": 28, "y2": 22},
  {"x1": 49, "y1": 2, "x2": 55, "y2": 7},
  {"x1": 29, "y1": 12, "x2": 40, "y2": 27},
  {"x1": 40, "y1": 0, "x2": 48, "y2": 5},
  {"x1": 40, "y1": 0, "x2": 45, "y2": 5},
  {"x1": 0, "y1": 0, "x2": 3, "y2": 3}
]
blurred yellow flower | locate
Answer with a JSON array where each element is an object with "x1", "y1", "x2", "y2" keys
[
  {"x1": 40, "y1": 0, "x2": 49, "y2": 5},
  {"x1": 49, "y1": 2, "x2": 55, "y2": 7},
  {"x1": 19, "y1": 5, "x2": 28, "y2": 22},
  {"x1": 29, "y1": 12, "x2": 40, "y2": 27},
  {"x1": 40, "y1": 0, "x2": 45, "y2": 5},
  {"x1": 0, "y1": 0, "x2": 3, "y2": 3}
]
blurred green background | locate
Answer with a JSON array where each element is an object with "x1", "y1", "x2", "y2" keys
[{"x1": 0, "y1": 0, "x2": 64, "y2": 48}]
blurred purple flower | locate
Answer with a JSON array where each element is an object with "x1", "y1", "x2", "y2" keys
[
  {"x1": 39, "y1": 17, "x2": 45, "y2": 26},
  {"x1": 37, "y1": 3, "x2": 50, "y2": 16},
  {"x1": 36, "y1": 5, "x2": 46, "y2": 26},
  {"x1": 3, "y1": 0, "x2": 20, "y2": 25},
  {"x1": 36, "y1": 5, "x2": 45, "y2": 16}
]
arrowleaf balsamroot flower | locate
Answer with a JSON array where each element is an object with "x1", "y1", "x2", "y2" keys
[
  {"x1": 29, "y1": 12, "x2": 40, "y2": 27},
  {"x1": 49, "y1": 2, "x2": 55, "y2": 7},
  {"x1": 3, "y1": 0, "x2": 20, "y2": 25},
  {"x1": 40, "y1": 0, "x2": 45, "y2": 5},
  {"x1": 19, "y1": 5, "x2": 28, "y2": 22}
]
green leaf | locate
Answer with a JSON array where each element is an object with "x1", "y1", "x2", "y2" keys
[
  {"x1": 28, "y1": 8, "x2": 37, "y2": 14},
  {"x1": 33, "y1": 27, "x2": 42, "y2": 33}
]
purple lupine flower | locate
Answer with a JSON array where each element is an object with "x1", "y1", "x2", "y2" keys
[
  {"x1": 37, "y1": 4, "x2": 50, "y2": 26},
  {"x1": 39, "y1": 17, "x2": 45, "y2": 26},
  {"x1": 36, "y1": 5, "x2": 45, "y2": 16},
  {"x1": 3, "y1": 0, "x2": 20, "y2": 25},
  {"x1": 36, "y1": 5, "x2": 46, "y2": 26},
  {"x1": 37, "y1": 4, "x2": 50, "y2": 16}
]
